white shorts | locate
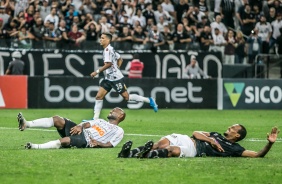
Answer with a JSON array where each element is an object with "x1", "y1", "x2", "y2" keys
[{"x1": 163, "y1": 133, "x2": 197, "y2": 158}]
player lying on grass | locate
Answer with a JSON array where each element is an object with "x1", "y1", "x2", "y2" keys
[
  {"x1": 17, "y1": 107, "x2": 126, "y2": 149},
  {"x1": 118, "y1": 124, "x2": 280, "y2": 158}
]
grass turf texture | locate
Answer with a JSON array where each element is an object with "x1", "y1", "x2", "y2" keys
[{"x1": 0, "y1": 109, "x2": 281, "y2": 184}]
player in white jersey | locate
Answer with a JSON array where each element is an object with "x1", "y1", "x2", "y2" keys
[
  {"x1": 17, "y1": 107, "x2": 126, "y2": 149},
  {"x1": 90, "y1": 32, "x2": 158, "y2": 119}
]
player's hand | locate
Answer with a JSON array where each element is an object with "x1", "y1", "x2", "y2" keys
[
  {"x1": 210, "y1": 138, "x2": 224, "y2": 152},
  {"x1": 90, "y1": 71, "x2": 97, "y2": 78},
  {"x1": 89, "y1": 138, "x2": 99, "y2": 148},
  {"x1": 267, "y1": 126, "x2": 280, "y2": 143},
  {"x1": 70, "y1": 126, "x2": 82, "y2": 135}
]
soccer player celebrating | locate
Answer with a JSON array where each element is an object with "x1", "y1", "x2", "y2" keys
[
  {"x1": 18, "y1": 107, "x2": 126, "y2": 149},
  {"x1": 90, "y1": 32, "x2": 158, "y2": 119}
]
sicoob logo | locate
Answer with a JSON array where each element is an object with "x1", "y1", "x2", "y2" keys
[{"x1": 224, "y1": 83, "x2": 245, "y2": 107}]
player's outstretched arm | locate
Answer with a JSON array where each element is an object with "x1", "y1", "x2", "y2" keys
[{"x1": 241, "y1": 127, "x2": 280, "y2": 158}]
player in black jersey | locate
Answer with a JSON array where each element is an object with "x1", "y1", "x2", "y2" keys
[{"x1": 118, "y1": 124, "x2": 279, "y2": 158}]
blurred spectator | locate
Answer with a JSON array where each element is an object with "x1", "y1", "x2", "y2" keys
[
  {"x1": 44, "y1": 7, "x2": 59, "y2": 29},
  {"x1": 235, "y1": 30, "x2": 246, "y2": 64},
  {"x1": 0, "y1": 6, "x2": 10, "y2": 26},
  {"x1": 117, "y1": 26, "x2": 133, "y2": 50},
  {"x1": 184, "y1": 55, "x2": 210, "y2": 79},
  {"x1": 3, "y1": 18, "x2": 20, "y2": 47},
  {"x1": 57, "y1": 19, "x2": 69, "y2": 49},
  {"x1": 136, "y1": 0, "x2": 147, "y2": 11},
  {"x1": 189, "y1": 6, "x2": 205, "y2": 25},
  {"x1": 79, "y1": 0, "x2": 96, "y2": 15},
  {"x1": 67, "y1": 24, "x2": 85, "y2": 49},
  {"x1": 266, "y1": 7, "x2": 277, "y2": 23},
  {"x1": 246, "y1": 30, "x2": 262, "y2": 64},
  {"x1": 132, "y1": 25, "x2": 147, "y2": 50},
  {"x1": 253, "y1": 4, "x2": 262, "y2": 22},
  {"x1": 270, "y1": 13, "x2": 282, "y2": 50},
  {"x1": 254, "y1": 15, "x2": 272, "y2": 54},
  {"x1": 224, "y1": 29, "x2": 236, "y2": 64},
  {"x1": 123, "y1": 53, "x2": 144, "y2": 78},
  {"x1": 271, "y1": 0, "x2": 282, "y2": 14},
  {"x1": 220, "y1": 0, "x2": 235, "y2": 29},
  {"x1": 147, "y1": 25, "x2": 165, "y2": 51},
  {"x1": 73, "y1": 15, "x2": 84, "y2": 30},
  {"x1": 93, "y1": 0, "x2": 104, "y2": 22},
  {"x1": 17, "y1": 26, "x2": 34, "y2": 49},
  {"x1": 43, "y1": 21, "x2": 62, "y2": 49},
  {"x1": 61, "y1": 0, "x2": 72, "y2": 16},
  {"x1": 84, "y1": 20, "x2": 99, "y2": 41},
  {"x1": 198, "y1": 0, "x2": 208, "y2": 16},
  {"x1": 157, "y1": 16, "x2": 168, "y2": 32},
  {"x1": 213, "y1": 0, "x2": 221, "y2": 18},
  {"x1": 0, "y1": 18, "x2": 6, "y2": 47},
  {"x1": 236, "y1": 0, "x2": 249, "y2": 30},
  {"x1": 161, "y1": 25, "x2": 174, "y2": 50},
  {"x1": 175, "y1": 0, "x2": 189, "y2": 24},
  {"x1": 14, "y1": 0, "x2": 29, "y2": 17},
  {"x1": 117, "y1": 13, "x2": 133, "y2": 32},
  {"x1": 210, "y1": 27, "x2": 226, "y2": 60},
  {"x1": 240, "y1": 4, "x2": 256, "y2": 36},
  {"x1": 109, "y1": 25, "x2": 119, "y2": 41},
  {"x1": 210, "y1": 15, "x2": 227, "y2": 36},
  {"x1": 276, "y1": 27, "x2": 282, "y2": 78},
  {"x1": 5, "y1": 51, "x2": 25, "y2": 75},
  {"x1": 154, "y1": 4, "x2": 172, "y2": 25},
  {"x1": 142, "y1": 3, "x2": 156, "y2": 24},
  {"x1": 131, "y1": 8, "x2": 146, "y2": 28},
  {"x1": 99, "y1": 15, "x2": 111, "y2": 33},
  {"x1": 173, "y1": 23, "x2": 192, "y2": 50},
  {"x1": 199, "y1": 25, "x2": 213, "y2": 51},
  {"x1": 25, "y1": 5, "x2": 35, "y2": 29},
  {"x1": 66, "y1": 3, "x2": 80, "y2": 17},
  {"x1": 196, "y1": 15, "x2": 210, "y2": 35},
  {"x1": 161, "y1": 0, "x2": 176, "y2": 24},
  {"x1": 144, "y1": 17, "x2": 154, "y2": 34}
]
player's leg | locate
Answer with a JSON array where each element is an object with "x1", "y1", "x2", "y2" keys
[
  {"x1": 93, "y1": 80, "x2": 111, "y2": 119},
  {"x1": 17, "y1": 112, "x2": 55, "y2": 131},
  {"x1": 147, "y1": 146, "x2": 180, "y2": 158},
  {"x1": 116, "y1": 79, "x2": 158, "y2": 112}
]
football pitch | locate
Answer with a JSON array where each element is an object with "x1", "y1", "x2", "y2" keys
[{"x1": 0, "y1": 109, "x2": 281, "y2": 184}]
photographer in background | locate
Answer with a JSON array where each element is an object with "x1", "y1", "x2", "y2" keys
[
  {"x1": 5, "y1": 51, "x2": 25, "y2": 75},
  {"x1": 184, "y1": 55, "x2": 210, "y2": 79}
]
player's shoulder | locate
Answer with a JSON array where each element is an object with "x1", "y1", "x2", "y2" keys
[{"x1": 104, "y1": 44, "x2": 114, "y2": 52}]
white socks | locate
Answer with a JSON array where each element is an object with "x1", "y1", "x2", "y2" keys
[
  {"x1": 94, "y1": 100, "x2": 103, "y2": 119},
  {"x1": 26, "y1": 117, "x2": 54, "y2": 128},
  {"x1": 31, "y1": 140, "x2": 61, "y2": 149},
  {"x1": 129, "y1": 94, "x2": 150, "y2": 103}
]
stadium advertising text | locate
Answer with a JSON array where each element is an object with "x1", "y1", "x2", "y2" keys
[
  {"x1": 223, "y1": 80, "x2": 282, "y2": 109},
  {"x1": 28, "y1": 77, "x2": 217, "y2": 109},
  {"x1": 0, "y1": 50, "x2": 221, "y2": 78}
]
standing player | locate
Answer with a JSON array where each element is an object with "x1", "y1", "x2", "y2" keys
[
  {"x1": 18, "y1": 107, "x2": 126, "y2": 149},
  {"x1": 90, "y1": 32, "x2": 158, "y2": 120}
]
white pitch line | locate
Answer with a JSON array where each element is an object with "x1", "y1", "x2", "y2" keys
[{"x1": 0, "y1": 127, "x2": 281, "y2": 142}]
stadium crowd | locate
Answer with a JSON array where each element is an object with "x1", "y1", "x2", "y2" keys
[{"x1": 0, "y1": 0, "x2": 282, "y2": 64}]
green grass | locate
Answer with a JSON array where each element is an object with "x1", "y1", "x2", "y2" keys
[{"x1": 0, "y1": 109, "x2": 282, "y2": 184}]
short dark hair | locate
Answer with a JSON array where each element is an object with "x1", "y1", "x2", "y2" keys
[
  {"x1": 102, "y1": 32, "x2": 112, "y2": 41},
  {"x1": 236, "y1": 124, "x2": 247, "y2": 142}
]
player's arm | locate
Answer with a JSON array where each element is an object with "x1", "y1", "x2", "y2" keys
[
  {"x1": 70, "y1": 122, "x2": 91, "y2": 135},
  {"x1": 90, "y1": 62, "x2": 112, "y2": 78},
  {"x1": 241, "y1": 127, "x2": 280, "y2": 158},
  {"x1": 192, "y1": 131, "x2": 224, "y2": 152},
  {"x1": 89, "y1": 139, "x2": 113, "y2": 148},
  {"x1": 117, "y1": 57, "x2": 123, "y2": 68}
]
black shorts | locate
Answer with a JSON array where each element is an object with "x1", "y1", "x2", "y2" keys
[
  {"x1": 100, "y1": 78, "x2": 127, "y2": 94},
  {"x1": 57, "y1": 118, "x2": 87, "y2": 148}
]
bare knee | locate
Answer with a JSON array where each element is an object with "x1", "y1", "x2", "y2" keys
[
  {"x1": 60, "y1": 137, "x2": 71, "y2": 147},
  {"x1": 166, "y1": 146, "x2": 181, "y2": 157},
  {"x1": 52, "y1": 115, "x2": 65, "y2": 129}
]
